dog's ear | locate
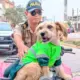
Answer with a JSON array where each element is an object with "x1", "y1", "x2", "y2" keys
[{"x1": 55, "y1": 22, "x2": 68, "y2": 41}]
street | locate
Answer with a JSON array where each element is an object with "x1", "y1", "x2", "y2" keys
[{"x1": 62, "y1": 47, "x2": 80, "y2": 73}]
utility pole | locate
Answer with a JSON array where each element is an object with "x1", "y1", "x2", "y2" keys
[
  {"x1": 64, "y1": 0, "x2": 67, "y2": 21},
  {"x1": 72, "y1": 8, "x2": 75, "y2": 31},
  {"x1": 72, "y1": 8, "x2": 74, "y2": 22},
  {"x1": 77, "y1": 8, "x2": 78, "y2": 32}
]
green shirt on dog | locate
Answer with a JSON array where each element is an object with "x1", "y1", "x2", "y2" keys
[{"x1": 22, "y1": 41, "x2": 61, "y2": 67}]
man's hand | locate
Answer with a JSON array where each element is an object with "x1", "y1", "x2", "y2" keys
[
  {"x1": 17, "y1": 44, "x2": 29, "y2": 59},
  {"x1": 13, "y1": 31, "x2": 29, "y2": 58}
]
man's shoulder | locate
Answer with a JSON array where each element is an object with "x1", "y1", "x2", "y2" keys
[
  {"x1": 18, "y1": 21, "x2": 28, "y2": 28},
  {"x1": 18, "y1": 22, "x2": 24, "y2": 26},
  {"x1": 14, "y1": 21, "x2": 29, "y2": 33}
]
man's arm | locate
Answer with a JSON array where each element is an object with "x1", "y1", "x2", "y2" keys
[
  {"x1": 13, "y1": 25, "x2": 29, "y2": 58},
  {"x1": 14, "y1": 33, "x2": 24, "y2": 49}
]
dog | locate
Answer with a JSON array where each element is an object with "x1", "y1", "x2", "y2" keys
[{"x1": 14, "y1": 21, "x2": 72, "y2": 80}]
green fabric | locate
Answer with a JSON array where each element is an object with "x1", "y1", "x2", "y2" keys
[
  {"x1": 37, "y1": 57, "x2": 49, "y2": 66},
  {"x1": 22, "y1": 41, "x2": 61, "y2": 67},
  {"x1": 54, "y1": 58, "x2": 62, "y2": 66}
]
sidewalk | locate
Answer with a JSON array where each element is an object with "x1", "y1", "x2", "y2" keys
[
  {"x1": 61, "y1": 37, "x2": 80, "y2": 49},
  {"x1": 67, "y1": 38, "x2": 80, "y2": 41},
  {"x1": 61, "y1": 32, "x2": 80, "y2": 48},
  {"x1": 68, "y1": 32, "x2": 80, "y2": 41},
  {"x1": 61, "y1": 42, "x2": 80, "y2": 49}
]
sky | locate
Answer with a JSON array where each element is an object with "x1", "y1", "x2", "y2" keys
[{"x1": 10, "y1": 0, "x2": 80, "y2": 21}]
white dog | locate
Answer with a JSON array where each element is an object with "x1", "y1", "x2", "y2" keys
[{"x1": 14, "y1": 21, "x2": 72, "y2": 80}]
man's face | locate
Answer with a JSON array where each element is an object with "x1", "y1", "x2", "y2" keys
[{"x1": 26, "y1": 9, "x2": 42, "y2": 24}]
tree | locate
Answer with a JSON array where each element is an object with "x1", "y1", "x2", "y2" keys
[
  {"x1": 67, "y1": 21, "x2": 72, "y2": 28},
  {"x1": 4, "y1": 6, "x2": 26, "y2": 25}
]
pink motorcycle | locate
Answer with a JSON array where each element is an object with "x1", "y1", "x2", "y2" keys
[{"x1": 0, "y1": 56, "x2": 19, "y2": 80}]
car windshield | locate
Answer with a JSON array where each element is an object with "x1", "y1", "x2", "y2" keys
[{"x1": 0, "y1": 23, "x2": 12, "y2": 31}]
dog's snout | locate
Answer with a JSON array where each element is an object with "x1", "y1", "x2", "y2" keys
[{"x1": 40, "y1": 32, "x2": 45, "y2": 36}]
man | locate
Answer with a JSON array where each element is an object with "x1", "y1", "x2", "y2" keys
[
  {"x1": 14, "y1": 0, "x2": 42, "y2": 58},
  {"x1": 13, "y1": 0, "x2": 62, "y2": 68}
]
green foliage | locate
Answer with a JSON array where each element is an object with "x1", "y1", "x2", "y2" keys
[
  {"x1": 67, "y1": 21, "x2": 72, "y2": 28},
  {"x1": 4, "y1": 6, "x2": 26, "y2": 25}
]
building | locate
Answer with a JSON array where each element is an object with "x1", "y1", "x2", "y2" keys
[
  {"x1": 0, "y1": 0, "x2": 15, "y2": 9},
  {"x1": 0, "y1": 4, "x2": 4, "y2": 16},
  {"x1": 68, "y1": 15, "x2": 80, "y2": 22},
  {"x1": 64, "y1": 0, "x2": 68, "y2": 21},
  {"x1": 3, "y1": 0, "x2": 14, "y2": 9},
  {"x1": 0, "y1": 3, "x2": 5, "y2": 22},
  {"x1": 0, "y1": 0, "x2": 15, "y2": 22},
  {"x1": 68, "y1": 15, "x2": 80, "y2": 31}
]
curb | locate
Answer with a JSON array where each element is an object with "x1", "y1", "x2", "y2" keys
[
  {"x1": 67, "y1": 39, "x2": 80, "y2": 41},
  {"x1": 61, "y1": 43, "x2": 80, "y2": 49}
]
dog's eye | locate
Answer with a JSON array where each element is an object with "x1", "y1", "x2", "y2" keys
[
  {"x1": 47, "y1": 25, "x2": 53, "y2": 29},
  {"x1": 39, "y1": 27, "x2": 43, "y2": 30}
]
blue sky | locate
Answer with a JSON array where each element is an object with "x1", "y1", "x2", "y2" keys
[{"x1": 10, "y1": 0, "x2": 80, "y2": 21}]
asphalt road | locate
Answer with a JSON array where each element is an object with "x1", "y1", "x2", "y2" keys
[{"x1": 62, "y1": 47, "x2": 80, "y2": 73}]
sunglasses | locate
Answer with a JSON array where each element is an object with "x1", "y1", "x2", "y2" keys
[{"x1": 30, "y1": 10, "x2": 42, "y2": 16}]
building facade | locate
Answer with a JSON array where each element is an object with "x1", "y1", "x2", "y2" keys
[
  {"x1": 0, "y1": 0, "x2": 15, "y2": 22},
  {"x1": 68, "y1": 15, "x2": 80, "y2": 31},
  {"x1": 0, "y1": 0, "x2": 15, "y2": 9}
]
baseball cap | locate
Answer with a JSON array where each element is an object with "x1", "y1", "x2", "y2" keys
[{"x1": 26, "y1": 0, "x2": 42, "y2": 12}]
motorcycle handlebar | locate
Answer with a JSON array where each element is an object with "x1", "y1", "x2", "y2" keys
[{"x1": 61, "y1": 46, "x2": 75, "y2": 56}]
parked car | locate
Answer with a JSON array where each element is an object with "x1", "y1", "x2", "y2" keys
[{"x1": 0, "y1": 22, "x2": 17, "y2": 54}]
